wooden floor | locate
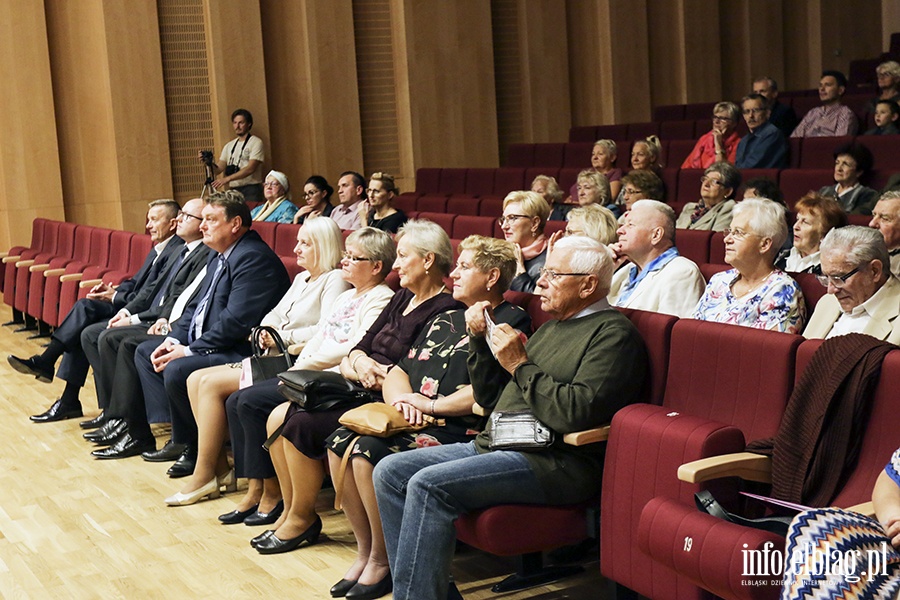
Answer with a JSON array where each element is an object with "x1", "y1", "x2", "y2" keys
[{"x1": 0, "y1": 315, "x2": 610, "y2": 599}]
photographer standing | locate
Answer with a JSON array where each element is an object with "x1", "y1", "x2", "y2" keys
[{"x1": 199, "y1": 108, "x2": 264, "y2": 203}]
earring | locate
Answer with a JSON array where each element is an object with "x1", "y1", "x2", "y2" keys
[
  {"x1": 486, "y1": 286, "x2": 491, "y2": 291},
  {"x1": 425, "y1": 268, "x2": 429, "y2": 275}
]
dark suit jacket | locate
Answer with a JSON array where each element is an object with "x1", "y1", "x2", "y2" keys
[
  {"x1": 169, "y1": 230, "x2": 290, "y2": 356},
  {"x1": 769, "y1": 100, "x2": 798, "y2": 138},
  {"x1": 137, "y1": 242, "x2": 212, "y2": 322},
  {"x1": 113, "y1": 235, "x2": 185, "y2": 309}
]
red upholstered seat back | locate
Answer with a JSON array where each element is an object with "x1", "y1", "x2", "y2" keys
[
  {"x1": 502, "y1": 291, "x2": 551, "y2": 331},
  {"x1": 616, "y1": 308, "x2": 677, "y2": 406},
  {"x1": 674, "y1": 229, "x2": 712, "y2": 265},
  {"x1": 252, "y1": 220, "x2": 278, "y2": 248},
  {"x1": 274, "y1": 223, "x2": 300, "y2": 257}
]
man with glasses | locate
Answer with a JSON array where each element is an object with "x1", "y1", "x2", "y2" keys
[
  {"x1": 8, "y1": 199, "x2": 184, "y2": 423},
  {"x1": 735, "y1": 93, "x2": 788, "y2": 169},
  {"x1": 803, "y1": 226, "x2": 900, "y2": 342},
  {"x1": 752, "y1": 76, "x2": 798, "y2": 137},
  {"x1": 681, "y1": 101, "x2": 742, "y2": 169},
  {"x1": 608, "y1": 200, "x2": 705, "y2": 317},
  {"x1": 869, "y1": 191, "x2": 900, "y2": 277}
]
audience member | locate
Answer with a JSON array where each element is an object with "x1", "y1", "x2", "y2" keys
[
  {"x1": 803, "y1": 226, "x2": 900, "y2": 342},
  {"x1": 775, "y1": 192, "x2": 847, "y2": 274},
  {"x1": 866, "y1": 61, "x2": 900, "y2": 116},
  {"x1": 373, "y1": 236, "x2": 649, "y2": 600},
  {"x1": 575, "y1": 170, "x2": 611, "y2": 207},
  {"x1": 294, "y1": 175, "x2": 335, "y2": 224},
  {"x1": 693, "y1": 198, "x2": 805, "y2": 333},
  {"x1": 500, "y1": 191, "x2": 551, "y2": 293},
  {"x1": 223, "y1": 220, "x2": 460, "y2": 535},
  {"x1": 201, "y1": 108, "x2": 265, "y2": 203},
  {"x1": 317, "y1": 236, "x2": 530, "y2": 595},
  {"x1": 565, "y1": 205, "x2": 618, "y2": 245},
  {"x1": 330, "y1": 171, "x2": 367, "y2": 231},
  {"x1": 735, "y1": 93, "x2": 789, "y2": 168},
  {"x1": 869, "y1": 191, "x2": 900, "y2": 277},
  {"x1": 681, "y1": 102, "x2": 742, "y2": 169},
  {"x1": 864, "y1": 99, "x2": 900, "y2": 135},
  {"x1": 164, "y1": 227, "x2": 394, "y2": 507},
  {"x1": 792, "y1": 70, "x2": 858, "y2": 138},
  {"x1": 818, "y1": 142, "x2": 878, "y2": 215},
  {"x1": 7, "y1": 199, "x2": 183, "y2": 422},
  {"x1": 752, "y1": 76, "x2": 799, "y2": 137},
  {"x1": 609, "y1": 200, "x2": 705, "y2": 317},
  {"x1": 619, "y1": 169, "x2": 665, "y2": 213},
  {"x1": 675, "y1": 162, "x2": 740, "y2": 231},
  {"x1": 252, "y1": 170, "x2": 299, "y2": 223},
  {"x1": 531, "y1": 175, "x2": 567, "y2": 221},
  {"x1": 365, "y1": 172, "x2": 407, "y2": 233},
  {"x1": 630, "y1": 135, "x2": 662, "y2": 172},
  {"x1": 741, "y1": 177, "x2": 785, "y2": 206},
  {"x1": 566, "y1": 140, "x2": 623, "y2": 203},
  {"x1": 131, "y1": 192, "x2": 290, "y2": 468}
]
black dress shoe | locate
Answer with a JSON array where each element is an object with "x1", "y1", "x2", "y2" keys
[
  {"x1": 331, "y1": 578, "x2": 359, "y2": 598},
  {"x1": 249, "y1": 529, "x2": 274, "y2": 547},
  {"x1": 345, "y1": 573, "x2": 392, "y2": 600},
  {"x1": 218, "y1": 504, "x2": 259, "y2": 525},
  {"x1": 30, "y1": 399, "x2": 82, "y2": 423},
  {"x1": 91, "y1": 433, "x2": 155, "y2": 459},
  {"x1": 8, "y1": 354, "x2": 54, "y2": 383},
  {"x1": 141, "y1": 439, "x2": 185, "y2": 462},
  {"x1": 83, "y1": 418, "x2": 126, "y2": 444},
  {"x1": 244, "y1": 500, "x2": 284, "y2": 526},
  {"x1": 166, "y1": 449, "x2": 197, "y2": 478},
  {"x1": 79, "y1": 411, "x2": 105, "y2": 429},
  {"x1": 255, "y1": 516, "x2": 322, "y2": 555}
]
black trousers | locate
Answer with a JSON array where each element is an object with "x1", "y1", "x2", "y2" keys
[{"x1": 225, "y1": 377, "x2": 283, "y2": 480}]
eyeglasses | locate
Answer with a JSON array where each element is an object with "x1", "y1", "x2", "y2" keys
[
  {"x1": 304, "y1": 189, "x2": 322, "y2": 197},
  {"x1": 701, "y1": 176, "x2": 725, "y2": 187},
  {"x1": 742, "y1": 108, "x2": 766, "y2": 115},
  {"x1": 816, "y1": 266, "x2": 861, "y2": 288},
  {"x1": 342, "y1": 252, "x2": 371, "y2": 263},
  {"x1": 723, "y1": 227, "x2": 760, "y2": 241},
  {"x1": 263, "y1": 181, "x2": 282, "y2": 188},
  {"x1": 539, "y1": 268, "x2": 590, "y2": 284},
  {"x1": 498, "y1": 214, "x2": 529, "y2": 226},
  {"x1": 622, "y1": 187, "x2": 643, "y2": 195},
  {"x1": 712, "y1": 115, "x2": 733, "y2": 123},
  {"x1": 178, "y1": 210, "x2": 202, "y2": 222}
]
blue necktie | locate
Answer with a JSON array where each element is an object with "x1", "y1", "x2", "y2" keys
[
  {"x1": 152, "y1": 246, "x2": 188, "y2": 307},
  {"x1": 188, "y1": 254, "x2": 226, "y2": 343}
]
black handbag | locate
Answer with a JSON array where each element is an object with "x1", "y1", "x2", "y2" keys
[
  {"x1": 277, "y1": 369, "x2": 371, "y2": 412},
  {"x1": 245, "y1": 326, "x2": 293, "y2": 385},
  {"x1": 695, "y1": 490, "x2": 793, "y2": 536}
]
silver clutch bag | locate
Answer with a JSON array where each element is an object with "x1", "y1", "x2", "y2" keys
[{"x1": 488, "y1": 410, "x2": 555, "y2": 450}]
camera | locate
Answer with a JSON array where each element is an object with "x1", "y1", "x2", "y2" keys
[
  {"x1": 200, "y1": 150, "x2": 215, "y2": 167},
  {"x1": 224, "y1": 164, "x2": 240, "y2": 176}
]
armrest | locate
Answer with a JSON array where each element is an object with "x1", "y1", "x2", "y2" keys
[
  {"x1": 845, "y1": 501, "x2": 875, "y2": 517},
  {"x1": 44, "y1": 268, "x2": 67, "y2": 278},
  {"x1": 677, "y1": 452, "x2": 772, "y2": 484},
  {"x1": 563, "y1": 425, "x2": 610, "y2": 446},
  {"x1": 287, "y1": 343, "x2": 303, "y2": 355},
  {"x1": 79, "y1": 278, "x2": 102, "y2": 289},
  {"x1": 59, "y1": 273, "x2": 84, "y2": 283},
  {"x1": 0, "y1": 251, "x2": 8, "y2": 259},
  {"x1": 15, "y1": 259, "x2": 35, "y2": 268},
  {"x1": 2, "y1": 254, "x2": 22, "y2": 263},
  {"x1": 29, "y1": 263, "x2": 51, "y2": 273}
]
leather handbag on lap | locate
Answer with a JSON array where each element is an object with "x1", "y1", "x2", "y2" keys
[
  {"x1": 239, "y1": 326, "x2": 293, "y2": 389},
  {"x1": 276, "y1": 369, "x2": 371, "y2": 412}
]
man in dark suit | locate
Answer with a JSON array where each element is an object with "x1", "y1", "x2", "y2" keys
[
  {"x1": 7, "y1": 199, "x2": 182, "y2": 423},
  {"x1": 79, "y1": 198, "x2": 209, "y2": 441},
  {"x1": 119, "y1": 191, "x2": 289, "y2": 469},
  {"x1": 752, "y1": 76, "x2": 798, "y2": 138}
]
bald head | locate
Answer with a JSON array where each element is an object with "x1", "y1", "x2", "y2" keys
[
  {"x1": 615, "y1": 200, "x2": 676, "y2": 269},
  {"x1": 176, "y1": 197, "x2": 205, "y2": 243}
]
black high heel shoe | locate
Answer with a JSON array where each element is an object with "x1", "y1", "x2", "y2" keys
[
  {"x1": 243, "y1": 499, "x2": 284, "y2": 526},
  {"x1": 330, "y1": 578, "x2": 358, "y2": 598},
  {"x1": 255, "y1": 516, "x2": 322, "y2": 555},
  {"x1": 345, "y1": 573, "x2": 392, "y2": 600},
  {"x1": 250, "y1": 529, "x2": 275, "y2": 548},
  {"x1": 218, "y1": 504, "x2": 259, "y2": 525}
]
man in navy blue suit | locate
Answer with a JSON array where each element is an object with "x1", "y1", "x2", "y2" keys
[
  {"x1": 7, "y1": 199, "x2": 183, "y2": 422},
  {"x1": 123, "y1": 191, "x2": 290, "y2": 468}
]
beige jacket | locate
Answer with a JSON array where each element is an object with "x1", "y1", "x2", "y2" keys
[{"x1": 803, "y1": 276, "x2": 900, "y2": 343}]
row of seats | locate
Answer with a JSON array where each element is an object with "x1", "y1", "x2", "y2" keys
[
  {"x1": 581, "y1": 91, "x2": 883, "y2": 144},
  {"x1": 508, "y1": 134, "x2": 900, "y2": 172},
  {"x1": 398, "y1": 165, "x2": 891, "y2": 215}
]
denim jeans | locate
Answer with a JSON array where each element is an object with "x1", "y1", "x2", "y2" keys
[{"x1": 373, "y1": 441, "x2": 547, "y2": 600}]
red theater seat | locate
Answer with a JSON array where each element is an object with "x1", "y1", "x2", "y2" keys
[
  {"x1": 42, "y1": 227, "x2": 114, "y2": 327},
  {"x1": 452, "y1": 215, "x2": 494, "y2": 239},
  {"x1": 778, "y1": 169, "x2": 830, "y2": 209},
  {"x1": 532, "y1": 143, "x2": 565, "y2": 168},
  {"x1": 569, "y1": 126, "x2": 598, "y2": 143},
  {"x1": 684, "y1": 102, "x2": 716, "y2": 120},
  {"x1": 414, "y1": 168, "x2": 442, "y2": 194},
  {"x1": 858, "y1": 135, "x2": 900, "y2": 170},
  {"x1": 595, "y1": 124, "x2": 628, "y2": 141},
  {"x1": 799, "y1": 136, "x2": 851, "y2": 169},
  {"x1": 563, "y1": 143, "x2": 593, "y2": 168},
  {"x1": 439, "y1": 169, "x2": 467, "y2": 195},
  {"x1": 464, "y1": 168, "x2": 495, "y2": 196},
  {"x1": 494, "y1": 168, "x2": 526, "y2": 196},
  {"x1": 416, "y1": 194, "x2": 449, "y2": 213},
  {"x1": 654, "y1": 104, "x2": 687, "y2": 121},
  {"x1": 627, "y1": 122, "x2": 660, "y2": 141},
  {"x1": 416, "y1": 212, "x2": 455, "y2": 237},
  {"x1": 660, "y1": 120, "x2": 697, "y2": 141},
  {"x1": 674, "y1": 230, "x2": 712, "y2": 265},
  {"x1": 446, "y1": 195, "x2": 481, "y2": 216},
  {"x1": 667, "y1": 140, "x2": 698, "y2": 168},
  {"x1": 252, "y1": 221, "x2": 278, "y2": 248},
  {"x1": 507, "y1": 144, "x2": 534, "y2": 168}
]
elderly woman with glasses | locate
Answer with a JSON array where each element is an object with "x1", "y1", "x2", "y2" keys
[
  {"x1": 676, "y1": 162, "x2": 741, "y2": 231},
  {"x1": 682, "y1": 102, "x2": 742, "y2": 169},
  {"x1": 294, "y1": 175, "x2": 335, "y2": 224},
  {"x1": 500, "y1": 190, "x2": 552, "y2": 293},
  {"x1": 619, "y1": 169, "x2": 665, "y2": 215},
  {"x1": 693, "y1": 198, "x2": 805, "y2": 333},
  {"x1": 252, "y1": 170, "x2": 300, "y2": 223}
]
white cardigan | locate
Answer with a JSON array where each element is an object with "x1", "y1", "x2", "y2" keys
[
  {"x1": 608, "y1": 255, "x2": 706, "y2": 318},
  {"x1": 260, "y1": 269, "x2": 351, "y2": 347}
]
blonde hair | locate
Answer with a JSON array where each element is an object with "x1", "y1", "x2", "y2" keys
[
  {"x1": 369, "y1": 172, "x2": 399, "y2": 195},
  {"x1": 576, "y1": 170, "x2": 612, "y2": 205},
  {"x1": 567, "y1": 204, "x2": 619, "y2": 245},
  {"x1": 633, "y1": 135, "x2": 662, "y2": 167},
  {"x1": 396, "y1": 219, "x2": 453, "y2": 276},
  {"x1": 458, "y1": 235, "x2": 519, "y2": 292},
  {"x1": 502, "y1": 191, "x2": 551, "y2": 233},
  {"x1": 531, "y1": 175, "x2": 564, "y2": 204},
  {"x1": 301, "y1": 216, "x2": 344, "y2": 271}
]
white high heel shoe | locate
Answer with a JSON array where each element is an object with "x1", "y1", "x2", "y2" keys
[{"x1": 164, "y1": 477, "x2": 220, "y2": 506}]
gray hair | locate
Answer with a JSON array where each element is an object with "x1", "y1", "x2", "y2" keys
[
  {"x1": 733, "y1": 198, "x2": 788, "y2": 253},
  {"x1": 879, "y1": 190, "x2": 900, "y2": 205},
  {"x1": 531, "y1": 175, "x2": 564, "y2": 204},
  {"x1": 346, "y1": 226, "x2": 396, "y2": 279},
  {"x1": 149, "y1": 199, "x2": 181, "y2": 220},
  {"x1": 704, "y1": 161, "x2": 742, "y2": 195},
  {"x1": 552, "y1": 235, "x2": 614, "y2": 296},
  {"x1": 567, "y1": 204, "x2": 619, "y2": 245},
  {"x1": 713, "y1": 101, "x2": 741, "y2": 122},
  {"x1": 395, "y1": 219, "x2": 453, "y2": 276},
  {"x1": 577, "y1": 170, "x2": 612, "y2": 205},
  {"x1": 878, "y1": 61, "x2": 900, "y2": 80},
  {"x1": 593, "y1": 139, "x2": 618, "y2": 157},
  {"x1": 820, "y1": 226, "x2": 890, "y2": 274},
  {"x1": 631, "y1": 199, "x2": 676, "y2": 245}
]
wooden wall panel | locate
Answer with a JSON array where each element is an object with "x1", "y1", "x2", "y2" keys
[
  {"x1": 719, "y1": 0, "x2": 785, "y2": 102},
  {"x1": 0, "y1": 1, "x2": 65, "y2": 249}
]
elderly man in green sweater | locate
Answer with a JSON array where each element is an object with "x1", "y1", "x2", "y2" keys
[{"x1": 373, "y1": 235, "x2": 649, "y2": 600}]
